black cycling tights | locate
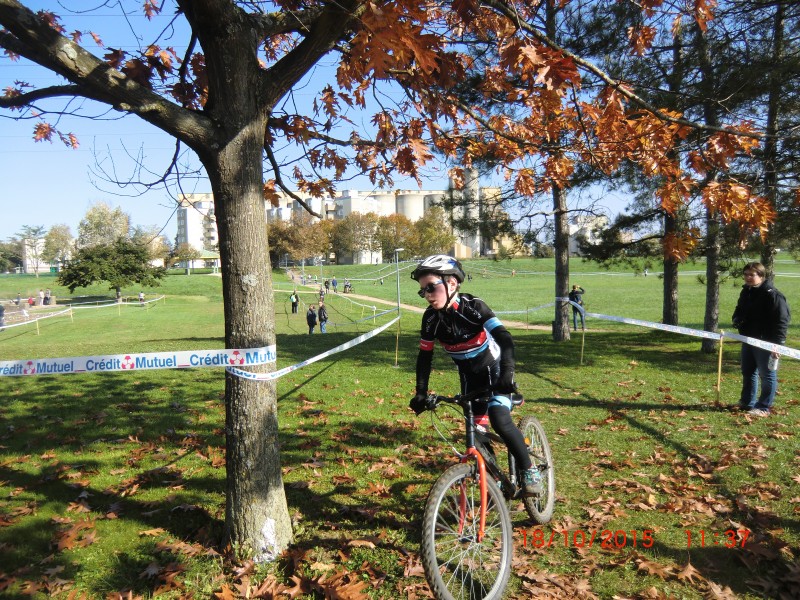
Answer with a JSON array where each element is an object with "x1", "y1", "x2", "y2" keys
[{"x1": 488, "y1": 405, "x2": 532, "y2": 471}]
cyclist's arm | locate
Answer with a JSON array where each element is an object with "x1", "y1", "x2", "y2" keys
[
  {"x1": 416, "y1": 344, "x2": 434, "y2": 395},
  {"x1": 490, "y1": 324, "x2": 516, "y2": 375}
]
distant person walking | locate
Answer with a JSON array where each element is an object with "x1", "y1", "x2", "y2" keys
[
  {"x1": 318, "y1": 301, "x2": 328, "y2": 333},
  {"x1": 731, "y1": 262, "x2": 791, "y2": 417},
  {"x1": 568, "y1": 284, "x2": 585, "y2": 331},
  {"x1": 332, "y1": 276, "x2": 338, "y2": 293},
  {"x1": 306, "y1": 304, "x2": 317, "y2": 334},
  {"x1": 290, "y1": 291, "x2": 299, "y2": 314}
]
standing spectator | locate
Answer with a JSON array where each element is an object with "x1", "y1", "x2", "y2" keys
[
  {"x1": 306, "y1": 304, "x2": 318, "y2": 334},
  {"x1": 332, "y1": 276, "x2": 338, "y2": 293},
  {"x1": 38, "y1": 289, "x2": 45, "y2": 306},
  {"x1": 732, "y1": 262, "x2": 791, "y2": 417},
  {"x1": 14, "y1": 293, "x2": 21, "y2": 306},
  {"x1": 0, "y1": 303, "x2": 5, "y2": 331},
  {"x1": 28, "y1": 296, "x2": 35, "y2": 308},
  {"x1": 44, "y1": 289, "x2": 51, "y2": 305},
  {"x1": 568, "y1": 284, "x2": 585, "y2": 331},
  {"x1": 290, "y1": 290, "x2": 299, "y2": 314},
  {"x1": 324, "y1": 279, "x2": 330, "y2": 293},
  {"x1": 318, "y1": 301, "x2": 329, "y2": 333},
  {"x1": 138, "y1": 291, "x2": 145, "y2": 305},
  {"x1": 319, "y1": 286, "x2": 325, "y2": 303}
]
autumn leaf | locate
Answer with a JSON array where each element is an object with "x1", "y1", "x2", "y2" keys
[
  {"x1": 675, "y1": 561, "x2": 704, "y2": 585},
  {"x1": 33, "y1": 122, "x2": 54, "y2": 142}
]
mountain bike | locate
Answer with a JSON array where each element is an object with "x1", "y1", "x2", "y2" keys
[{"x1": 419, "y1": 390, "x2": 555, "y2": 600}]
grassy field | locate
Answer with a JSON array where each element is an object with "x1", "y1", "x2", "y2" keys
[{"x1": 0, "y1": 259, "x2": 799, "y2": 599}]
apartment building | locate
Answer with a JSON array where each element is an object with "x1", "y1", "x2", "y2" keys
[{"x1": 176, "y1": 179, "x2": 516, "y2": 263}]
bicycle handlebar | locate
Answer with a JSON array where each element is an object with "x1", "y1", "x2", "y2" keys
[{"x1": 427, "y1": 389, "x2": 524, "y2": 410}]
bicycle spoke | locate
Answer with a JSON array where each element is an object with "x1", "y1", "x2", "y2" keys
[{"x1": 421, "y1": 464, "x2": 513, "y2": 600}]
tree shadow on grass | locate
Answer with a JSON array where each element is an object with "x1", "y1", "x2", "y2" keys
[
  {"x1": 525, "y1": 384, "x2": 799, "y2": 598},
  {"x1": 0, "y1": 370, "x2": 226, "y2": 595}
]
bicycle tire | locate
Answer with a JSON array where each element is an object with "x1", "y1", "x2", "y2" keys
[
  {"x1": 420, "y1": 462, "x2": 513, "y2": 600},
  {"x1": 518, "y1": 415, "x2": 555, "y2": 524}
]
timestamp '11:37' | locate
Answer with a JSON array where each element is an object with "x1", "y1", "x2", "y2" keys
[{"x1": 685, "y1": 529, "x2": 750, "y2": 548}]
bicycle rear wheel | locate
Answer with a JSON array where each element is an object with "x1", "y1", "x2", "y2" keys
[
  {"x1": 519, "y1": 415, "x2": 555, "y2": 524},
  {"x1": 420, "y1": 462, "x2": 513, "y2": 600}
]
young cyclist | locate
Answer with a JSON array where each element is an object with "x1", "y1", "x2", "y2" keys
[{"x1": 408, "y1": 254, "x2": 542, "y2": 494}]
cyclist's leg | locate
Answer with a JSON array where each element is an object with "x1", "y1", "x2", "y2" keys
[
  {"x1": 483, "y1": 361, "x2": 532, "y2": 470},
  {"x1": 487, "y1": 401, "x2": 531, "y2": 471}
]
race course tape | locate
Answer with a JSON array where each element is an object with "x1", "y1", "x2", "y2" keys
[
  {"x1": 0, "y1": 346, "x2": 276, "y2": 378},
  {"x1": 226, "y1": 315, "x2": 400, "y2": 382},
  {"x1": 1, "y1": 308, "x2": 73, "y2": 330},
  {"x1": 556, "y1": 298, "x2": 800, "y2": 361}
]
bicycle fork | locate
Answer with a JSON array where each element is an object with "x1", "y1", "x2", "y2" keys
[{"x1": 459, "y1": 447, "x2": 488, "y2": 542}]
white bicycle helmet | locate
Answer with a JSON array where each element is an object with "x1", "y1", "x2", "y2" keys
[{"x1": 410, "y1": 254, "x2": 465, "y2": 283}]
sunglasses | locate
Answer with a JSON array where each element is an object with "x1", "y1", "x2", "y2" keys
[{"x1": 418, "y1": 280, "x2": 444, "y2": 297}]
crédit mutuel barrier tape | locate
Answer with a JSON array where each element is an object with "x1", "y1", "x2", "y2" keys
[
  {"x1": 1, "y1": 308, "x2": 400, "y2": 380},
  {"x1": 0, "y1": 346, "x2": 277, "y2": 378}
]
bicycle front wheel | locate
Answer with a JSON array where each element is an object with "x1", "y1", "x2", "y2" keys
[
  {"x1": 519, "y1": 415, "x2": 555, "y2": 524},
  {"x1": 420, "y1": 463, "x2": 513, "y2": 600}
]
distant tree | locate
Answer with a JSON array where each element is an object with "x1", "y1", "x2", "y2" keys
[
  {"x1": 376, "y1": 214, "x2": 415, "y2": 260},
  {"x1": 57, "y1": 239, "x2": 166, "y2": 297},
  {"x1": 412, "y1": 207, "x2": 456, "y2": 257},
  {"x1": 42, "y1": 224, "x2": 74, "y2": 267},
  {"x1": 131, "y1": 225, "x2": 171, "y2": 266},
  {"x1": 171, "y1": 243, "x2": 203, "y2": 273},
  {"x1": 77, "y1": 202, "x2": 131, "y2": 248},
  {"x1": 331, "y1": 213, "x2": 380, "y2": 263},
  {"x1": 17, "y1": 225, "x2": 47, "y2": 277},
  {"x1": 0, "y1": 240, "x2": 22, "y2": 273}
]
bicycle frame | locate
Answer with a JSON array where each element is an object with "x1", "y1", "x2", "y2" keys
[{"x1": 443, "y1": 392, "x2": 505, "y2": 543}]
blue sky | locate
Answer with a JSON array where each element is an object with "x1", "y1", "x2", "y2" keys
[{"x1": 1, "y1": 1, "x2": 627, "y2": 244}]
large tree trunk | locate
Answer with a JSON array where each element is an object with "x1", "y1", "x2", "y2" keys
[
  {"x1": 702, "y1": 212, "x2": 721, "y2": 352},
  {"x1": 209, "y1": 129, "x2": 292, "y2": 561},
  {"x1": 759, "y1": 1, "x2": 785, "y2": 280},
  {"x1": 698, "y1": 23, "x2": 720, "y2": 353},
  {"x1": 185, "y1": 0, "x2": 292, "y2": 560},
  {"x1": 553, "y1": 185, "x2": 571, "y2": 341},
  {"x1": 662, "y1": 211, "x2": 679, "y2": 325}
]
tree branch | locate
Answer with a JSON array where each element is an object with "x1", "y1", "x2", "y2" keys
[
  {"x1": 0, "y1": 0, "x2": 213, "y2": 148},
  {"x1": 482, "y1": 0, "x2": 767, "y2": 141},
  {"x1": 265, "y1": 143, "x2": 322, "y2": 218}
]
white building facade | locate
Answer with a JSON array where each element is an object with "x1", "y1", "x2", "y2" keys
[{"x1": 177, "y1": 183, "x2": 521, "y2": 265}]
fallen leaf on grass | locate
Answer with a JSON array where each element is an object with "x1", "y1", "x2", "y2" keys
[
  {"x1": 138, "y1": 528, "x2": 166, "y2": 537},
  {"x1": 675, "y1": 561, "x2": 704, "y2": 584}
]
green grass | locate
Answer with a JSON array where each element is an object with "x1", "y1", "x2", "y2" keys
[{"x1": 0, "y1": 260, "x2": 799, "y2": 598}]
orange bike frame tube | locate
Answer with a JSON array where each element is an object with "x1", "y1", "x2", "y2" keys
[{"x1": 460, "y1": 447, "x2": 488, "y2": 541}]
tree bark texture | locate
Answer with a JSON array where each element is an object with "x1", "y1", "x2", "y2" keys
[
  {"x1": 662, "y1": 211, "x2": 679, "y2": 326},
  {"x1": 552, "y1": 186, "x2": 571, "y2": 341},
  {"x1": 182, "y1": 0, "x2": 292, "y2": 559},
  {"x1": 205, "y1": 132, "x2": 290, "y2": 561},
  {"x1": 697, "y1": 23, "x2": 720, "y2": 353},
  {"x1": 759, "y1": 1, "x2": 785, "y2": 279}
]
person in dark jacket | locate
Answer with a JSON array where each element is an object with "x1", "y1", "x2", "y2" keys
[
  {"x1": 318, "y1": 301, "x2": 328, "y2": 333},
  {"x1": 568, "y1": 284, "x2": 585, "y2": 331},
  {"x1": 306, "y1": 304, "x2": 317, "y2": 334},
  {"x1": 732, "y1": 262, "x2": 791, "y2": 416}
]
